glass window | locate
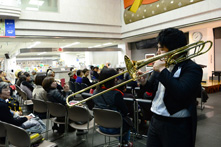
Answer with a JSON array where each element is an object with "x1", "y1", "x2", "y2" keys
[
  {"x1": 21, "y1": 0, "x2": 58, "y2": 12},
  {"x1": 0, "y1": 0, "x2": 21, "y2": 7}
]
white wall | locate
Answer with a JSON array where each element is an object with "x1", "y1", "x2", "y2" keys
[
  {"x1": 215, "y1": 39, "x2": 221, "y2": 70},
  {"x1": 15, "y1": 0, "x2": 122, "y2": 38},
  {"x1": 60, "y1": 53, "x2": 77, "y2": 67},
  {"x1": 189, "y1": 28, "x2": 214, "y2": 81},
  {"x1": 92, "y1": 51, "x2": 119, "y2": 68}
]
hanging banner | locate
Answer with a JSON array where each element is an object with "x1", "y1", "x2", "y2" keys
[{"x1": 5, "y1": 19, "x2": 15, "y2": 36}]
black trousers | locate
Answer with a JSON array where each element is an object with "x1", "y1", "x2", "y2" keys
[{"x1": 146, "y1": 114, "x2": 193, "y2": 147}]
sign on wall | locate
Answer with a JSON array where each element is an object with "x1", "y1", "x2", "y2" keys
[{"x1": 0, "y1": 19, "x2": 15, "y2": 37}]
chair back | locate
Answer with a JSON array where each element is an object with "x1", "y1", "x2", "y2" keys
[
  {"x1": 32, "y1": 99, "x2": 47, "y2": 113},
  {"x1": 0, "y1": 121, "x2": 6, "y2": 138},
  {"x1": 47, "y1": 101, "x2": 66, "y2": 117},
  {"x1": 81, "y1": 92, "x2": 94, "y2": 110},
  {"x1": 68, "y1": 81, "x2": 75, "y2": 93},
  {"x1": 0, "y1": 121, "x2": 6, "y2": 146},
  {"x1": 3, "y1": 123, "x2": 31, "y2": 147},
  {"x1": 81, "y1": 83, "x2": 90, "y2": 93},
  {"x1": 20, "y1": 84, "x2": 32, "y2": 99},
  {"x1": 15, "y1": 84, "x2": 22, "y2": 93},
  {"x1": 68, "y1": 106, "x2": 91, "y2": 122},
  {"x1": 19, "y1": 89, "x2": 28, "y2": 101},
  {"x1": 93, "y1": 108, "x2": 122, "y2": 128},
  {"x1": 75, "y1": 82, "x2": 82, "y2": 92}
]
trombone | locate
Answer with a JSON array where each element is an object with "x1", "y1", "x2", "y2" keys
[{"x1": 66, "y1": 40, "x2": 213, "y2": 107}]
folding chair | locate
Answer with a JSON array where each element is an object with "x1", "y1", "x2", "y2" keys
[
  {"x1": 3, "y1": 122, "x2": 57, "y2": 147},
  {"x1": 93, "y1": 108, "x2": 124, "y2": 146},
  {"x1": 68, "y1": 81, "x2": 75, "y2": 93},
  {"x1": 81, "y1": 83, "x2": 90, "y2": 93},
  {"x1": 32, "y1": 99, "x2": 49, "y2": 139},
  {"x1": 68, "y1": 106, "x2": 94, "y2": 144},
  {"x1": 46, "y1": 101, "x2": 68, "y2": 135},
  {"x1": 0, "y1": 121, "x2": 7, "y2": 147}
]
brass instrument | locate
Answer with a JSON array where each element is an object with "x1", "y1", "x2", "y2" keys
[{"x1": 66, "y1": 40, "x2": 213, "y2": 107}]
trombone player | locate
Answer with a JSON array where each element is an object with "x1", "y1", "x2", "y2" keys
[{"x1": 138, "y1": 28, "x2": 202, "y2": 147}]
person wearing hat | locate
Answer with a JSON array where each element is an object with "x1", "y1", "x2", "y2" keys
[
  {"x1": 31, "y1": 70, "x2": 37, "y2": 82},
  {"x1": 68, "y1": 71, "x2": 75, "y2": 83}
]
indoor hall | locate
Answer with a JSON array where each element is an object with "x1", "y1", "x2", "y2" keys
[{"x1": 0, "y1": 0, "x2": 221, "y2": 147}]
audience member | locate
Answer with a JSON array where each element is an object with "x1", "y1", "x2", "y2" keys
[
  {"x1": 93, "y1": 68, "x2": 132, "y2": 147},
  {"x1": 92, "y1": 67, "x2": 99, "y2": 82},
  {"x1": 20, "y1": 72, "x2": 34, "y2": 99},
  {"x1": 42, "y1": 77, "x2": 67, "y2": 105},
  {"x1": 31, "y1": 70, "x2": 37, "y2": 82},
  {"x1": 0, "y1": 82, "x2": 32, "y2": 126},
  {"x1": 33, "y1": 73, "x2": 47, "y2": 101},
  {"x1": 68, "y1": 71, "x2": 75, "y2": 83},
  {"x1": 76, "y1": 70, "x2": 83, "y2": 83},
  {"x1": 82, "y1": 68, "x2": 92, "y2": 86}
]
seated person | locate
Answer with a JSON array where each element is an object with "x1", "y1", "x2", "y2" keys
[
  {"x1": 93, "y1": 68, "x2": 133, "y2": 147},
  {"x1": 92, "y1": 67, "x2": 99, "y2": 82},
  {"x1": 46, "y1": 69, "x2": 55, "y2": 77},
  {"x1": 46, "y1": 69, "x2": 63, "y2": 92},
  {"x1": 76, "y1": 70, "x2": 83, "y2": 83},
  {"x1": 61, "y1": 83, "x2": 72, "y2": 98},
  {"x1": 30, "y1": 70, "x2": 37, "y2": 82},
  {"x1": 116, "y1": 68, "x2": 124, "y2": 80},
  {"x1": 0, "y1": 71, "x2": 11, "y2": 83},
  {"x1": 20, "y1": 72, "x2": 34, "y2": 99},
  {"x1": 33, "y1": 73, "x2": 47, "y2": 101},
  {"x1": 15, "y1": 70, "x2": 24, "y2": 85},
  {"x1": 82, "y1": 68, "x2": 92, "y2": 86},
  {"x1": 42, "y1": 77, "x2": 69, "y2": 105},
  {"x1": 42, "y1": 77, "x2": 71, "y2": 133},
  {"x1": 0, "y1": 82, "x2": 40, "y2": 131},
  {"x1": 68, "y1": 71, "x2": 76, "y2": 83},
  {"x1": 124, "y1": 72, "x2": 138, "y2": 89},
  {"x1": 117, "y1": 80, "x2": 135, "y2": 99},
  {"x1": 142, "y1": 71, "x2": 159, "y2": 100}
]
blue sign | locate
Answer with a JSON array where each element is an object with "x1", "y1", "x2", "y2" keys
[{"x1": 5, "y1": 19, "x2": 15, "y2": 36}]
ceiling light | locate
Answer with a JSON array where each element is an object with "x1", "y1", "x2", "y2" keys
[
  {"x1": 103, "y1": 43, "x2": 113, "y2": 46},
  {"x1": 27, "y1": 41, "x2": 41, "y2": 48},
  {"x1": 26, "y1": 7, "x2": 39, "y2": 11},
  {"x1": 93, "y1": 45, "x2": 102, "y2": 48},
  {"x1": 37, "y1": 52, "x2": 46, "y2": 55},
  {"x1": 29, "y1": 0, "x2": 44, "y2": 6},
  {"x1": 61, "y1": 42, "x2": 80, "y2": 48}
]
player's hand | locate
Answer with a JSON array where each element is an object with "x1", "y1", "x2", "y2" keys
[{"x1": 153, "y1": 60, "x2": 166, "y2": 72}]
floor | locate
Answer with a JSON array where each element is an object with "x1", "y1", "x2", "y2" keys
[{"x1": 41, "y1": 91, "x2": 221, "y2": 147}]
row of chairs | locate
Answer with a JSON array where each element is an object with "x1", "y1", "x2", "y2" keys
[
  {"x1": 81, "y1": 92, "x2": 153, "y2": 136},
  {"x1": 33, "y1": 99, "x2": 125, "y2": 144},
  {"x1": 68, "y1": 81, "x2": 90, "y2": 94},
  {"x1": 32, "y1": 99, "x2": 126, "y2": 146},
  {"x1": 15, "y1": 85, "x2": 33, "y2": 107}
]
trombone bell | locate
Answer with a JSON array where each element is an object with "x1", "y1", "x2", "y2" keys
[{"x1": 124, "y1": 55, "x2": 137, "y2": 80}]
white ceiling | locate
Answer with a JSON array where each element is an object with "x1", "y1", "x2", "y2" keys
[
  {"x1": 0, "y1": 19, "x2": 220, "y2": 60},
  {"x1": 0, "y1": 37, "x2": 123, "y2": 59}
]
